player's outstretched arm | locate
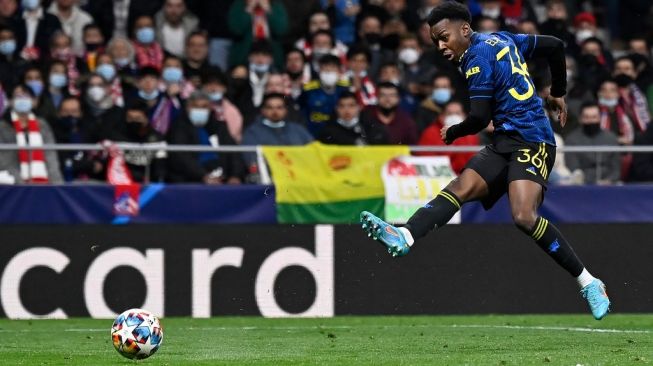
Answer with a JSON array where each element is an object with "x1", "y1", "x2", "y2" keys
[{"x1": 441, "y1": 97, "x2": 491, "y2": 144}]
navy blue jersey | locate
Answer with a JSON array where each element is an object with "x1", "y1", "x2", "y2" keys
[{"x1": 460, "y1": 32, "x2": 555, "y2": 145}]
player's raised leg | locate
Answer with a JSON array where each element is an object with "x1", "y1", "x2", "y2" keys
[
  {"x1": 509, "y1": 179, "x2": 610, "y2": 320},
  {"x1": 360, "y1": 168, "x2": 488, "y2": 257}
]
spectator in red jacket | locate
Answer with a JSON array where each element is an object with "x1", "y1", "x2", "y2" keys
[{"x1": 416, "y1": 100, "x2": 479, "y2": 174}]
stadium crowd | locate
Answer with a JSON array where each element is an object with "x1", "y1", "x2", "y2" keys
[{"x1": 0, "y1": 0, "x2": 651, "y2": 185}]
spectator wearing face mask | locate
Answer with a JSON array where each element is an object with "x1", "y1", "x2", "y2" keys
[
  {"x1": 106, "y1": 36, "x2": 138, "y2": 79},
  {"x1": 284, "y1": 48, "x2": 311, "y2": 100},
  {"x1": 168, "y1": 91, "x2": 245, "y2": 184},
  {"x1": 22, "y1": 65, "x2": 47, "y2": 116},
  {"x1": 416, "y1": 100, "x2": 478, "y2": 174},
  {"x1": 82, "y1": 74, "x2": 123, "y2": 142},
  {"x1": 294, "y1": 11, "x2": 348, "y2": 66},
  {"x1": 242, "y1": 92, "x2": 313, "y2": 169},
  {"x1": 228, "y1": 0, "x2": 289, "y2": 70},
  {"x1": 573, "y1": 12, "x2": 609, "y2": 49},
  {"x1": 612, "y1": 56, "x2": 651, "y2": 140},
  {"x1": 131, "y1": 15, "x2": 164, "y2": 71},
  {"x1": 161, "y1": 54, "x2": 195, "y2": 100},
  {"x1": 538, "y1": 0, "x2": 578, "y2": 57},
  {"x1": 360, "y1": 81, "x2": 417, "y2": 145},
  {"x1": 111, "y1": 100, "x2": 167, "y2": 183},
  {"x1": 0, "y1": 83, "x2": 62, "y2": 184},
  {"x1": 0, "y1": 25, "x2": 29, "y2": 93},
  {"x1": 202, "y1": 72, "x2": 244, "y2": 144},
  {"x1": 228, "y1": 65, "x2": 257, "y2": 127},
  {"x1": 12, "y1": 0, "x2": 62, "y2": 62},
  {"x1": 565, "y1": 103, "x2": 621, "y2": 185},
  {"x1": 47, "y1": 0, "x2": 94, "y2": 55},
  {"x1": 130, "y1": 66, "x2": 183, "y2": 138},
  {"x1": 95, "y1": 53, "x2": 135, "y2": 108},
  {"x1": 415, "y1": 73, "x2": 455, "y2": 134},
  {"x1": 78, "y1": 24, "x2": 106, "y2": 74},
  {"x1": 247, "y1": 41, "x2": 275, "y2": 108},
  {"x1": 299, "y1": 54, "x2": 350, "y2": 137},
  {"x1": 37, "y1": 60, "x2": 70, "y2": 125},
  {"x1": 48, "y1": 31, "x2": 83, "y2": 96},
  {"x1": 318, "y1": 91, "x2": 387, "y2": 145},
  {"x1": 355, "y1": 14, "x2": 392, "y2": 78},
  {"x1": 397, "y1": 33, "x2": 436, "y2": 100},
  {"x1": 306, "y1": 29, "x2": 347, "y2": 75}
]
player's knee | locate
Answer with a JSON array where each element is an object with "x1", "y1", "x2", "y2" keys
[
  {"x1": 512, "y1": 210, "x2": 537, "y2": 234},
  {"x1": 446, "y1": 178, "x2": 475, "y2": 202}
]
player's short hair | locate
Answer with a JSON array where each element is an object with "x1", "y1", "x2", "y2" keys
[
  {"x1": 427, "y1": 1, "x2": 471, "y2": 27},
  {"x1": 579, "y1": 101, "x2": 600, "y2": 114},
  {"x1": 318, "y1": 54, "x2": 341, "y2": 67},
  {"x1": 377, "y1": 81, "x2": 401, "y2": 94},
  {"x1": 337, "y1": 91, "x2": 358, "y2": 104},
  {"x1": 261, "y1": 92, "x2": 287, "y2": 107}
]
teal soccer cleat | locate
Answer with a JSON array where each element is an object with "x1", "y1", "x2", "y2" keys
[
  {"x1": 580, "y1": 279, "x2": 611, "y2": 320},
  {"x1": 360, "y1": 211, "x2": 410, "y2": 257}
]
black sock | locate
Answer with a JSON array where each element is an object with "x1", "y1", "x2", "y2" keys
[
  {"x1": 404, "y1": 189, "x2": 461, "y2": 240},
  {"x1": 527, "y1": 217, "x2": 584, "y2": 277}
]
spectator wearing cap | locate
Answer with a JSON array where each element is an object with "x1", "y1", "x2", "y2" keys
[
  {"x1": 12, "y1": 0, "x2": 62, "y2": 62},
  {"x1": 131, "y1": 15, "x2": 164, "y2": 71},
  {"x1": 201, "y1": 72, "x2": 244, "y2": 143},
  {"x1": 299, "y1": 54, "x2": 350, "y2": 137},
  {"x1": 154, "y1": 0, "x2": 198, "y2": 58},
  {"x1": 111, "y1": 99, "x2": 167, "y2": 183},
  {"x1": 167, "y1": 91, "x2": 245, "y2": 184},
  {"x1": 47, "y1": 0, "x2": 93, "y2": 55},
  {"x1": 227, "y1": 0, "x2": 289, "y2": 70},
  {"x1": 573, "y1": 11, "x2": 609, "y2": 47}
]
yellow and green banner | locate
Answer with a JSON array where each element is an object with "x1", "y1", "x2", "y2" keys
[{"x1": 262, "y1": 142, "x2": 408, "y2": 223}]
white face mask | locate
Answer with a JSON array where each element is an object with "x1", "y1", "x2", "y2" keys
[
  {"x1": 337, "y1": 117, "x2": 359, "y2": 128},
  {"x1": 598, "y1": 97, "x2": 618, "y2": 108},
  {"x1": 320, "y1": 71, "x2": 339, "y2": 87},
  {"x1": 576, "y1": 29, "x2": 595, "y2": 43},
  {"x1": 398, "y1": 48, "x2": 420, "y2": 65},
  {"x1": 481, "y1": 6, "x2": 501, "y2": 19},
  {"x1": 443, "y1": 114, "x2": 464, "y2": 127},
  {"x1": 87, "y1": 86, "x2": 106, "y2": 102},
  {"x1": 262, "y1": 118, "x2": 286, "y2": 128}
]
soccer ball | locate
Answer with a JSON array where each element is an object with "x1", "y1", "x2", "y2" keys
[{"x1": 111, "y1": 308, "x2": 163, "y2": 359}]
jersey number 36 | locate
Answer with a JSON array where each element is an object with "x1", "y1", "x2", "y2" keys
[{"x1": 496, "y1": 46, "x2": 534, "y2": 102}]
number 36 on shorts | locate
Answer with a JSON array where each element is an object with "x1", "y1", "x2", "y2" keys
[{"x1": 516, "y1": 143, "x2": 549, "y2": 179}]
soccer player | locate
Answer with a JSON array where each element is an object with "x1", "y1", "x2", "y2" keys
[{"x1": 360, "y1": 2, "x2": 610, "y2": 320}]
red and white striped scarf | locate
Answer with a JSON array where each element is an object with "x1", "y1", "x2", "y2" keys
[
  {"x1": 620, "y1": 85, "x2": 650, "y2": 132},
  {"x1": 354, "y1": 75, "x2": 377, "y2": 107},
  {"x1": 600, "y1": 105, "x2": 634, "y2": 144},
  {"x1": 110, "y1": 78, "x2": 125, "y2": 107},
  {"x1": 12, "y1": 112, "x2": 48, "y2": 183},
  {"x1": 252, "y1": 5, "x2": 270, "y2": 40},
  {"x1": 133, "y1": 42, "x2": 164, "y2": 71},
  {"x1": 65, "y1": 56, "x2": 81, "y2": 96}
]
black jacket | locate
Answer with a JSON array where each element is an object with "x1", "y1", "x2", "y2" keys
[
  {"x1": 166, "y1": 114, "x2": 245, "y2": 183},
  {"x1": 12, "y1": 10, "x2": 62, "y2": 60},
  {"x1": 87, "y1": 0, "x2": 162, "y2": 40},
  {"x1": 318, "y1": 119, "x2": 388, "y2": 145}
]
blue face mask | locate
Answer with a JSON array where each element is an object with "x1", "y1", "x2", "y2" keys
[
  {"x1": 189, "y1": 108, "x2": 210, "y2": 127},
  {"x1": 136, "y1": 27, "x2": 155, "y2": 44},
  {"x1": 138, "y1": 89, "x2": 159, "y2": 101},
  {"x1": 13, "y1": 97, "x2": 33, "y2": 113},
  {"x1": 115, "y1": 58, "x2": 130, "y2": 67},
  {"x1": 96, "y1": 64, "x2": 116, "y2": 81},
  {"x1": 0, "y1": 40, "x2": 16, "y2": 56},
  {"x1": 21, "y1": 0, "x2": 40, "y2": 10},
  {"x1": 208, "y1": 92, "x2": 223, "y2": 102},
  {"x1": 49, "y1": 73, "x2": 67, "y2": 88},
  {"x1": 26, "y1": 80, "x2": 44, "y2": 97},
  {"x1": 250, "y1": 63, "x2": 270, "y2": 74},
  {"x1": 431, "y1": 88, "x2": 452, "y2": 104},
  {"x1": 162, "y1": 67, "x2": 183, "y2": 83}
]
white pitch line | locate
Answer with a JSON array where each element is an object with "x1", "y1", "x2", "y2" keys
[
  {"x1": 447, "y1": 324, "x2": 652, "y2": 334},
  {"x1": 55, "y1": 324, "x2": 652, "y2": 334}
]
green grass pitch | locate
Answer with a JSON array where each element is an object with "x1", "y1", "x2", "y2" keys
[{"x1": 0, "y1": 315, "x2": 651, "y2": 365}]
